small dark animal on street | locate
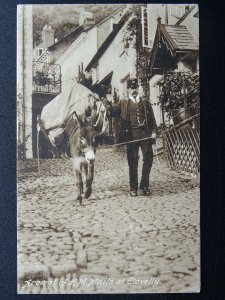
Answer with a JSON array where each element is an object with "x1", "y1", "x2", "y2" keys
[{"x1": 65, "y1": 111, "x2": 99, "y2": 205}]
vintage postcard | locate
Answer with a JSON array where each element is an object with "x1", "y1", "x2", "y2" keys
[{"x1": 17, "y1": 3, "x2": 200, "y2": 294}]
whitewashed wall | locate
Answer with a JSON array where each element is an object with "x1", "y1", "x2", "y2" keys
[
  {"x1": 149, "y1": 75, "x2": 163, "y2": 126},
  {"x1": 146, "y1": 4, "x2": 187, "y2": 48},
  {"x1": 96, "y1": 20, "x2": 136, "y2": 100},
  {"x1": 56, "y1": 27, "x2": 98, "y2": 93},
  {"x1": 178, "y1": 5, "x2": 199, "y2": 41}
]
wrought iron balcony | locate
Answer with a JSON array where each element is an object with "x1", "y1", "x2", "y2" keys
[{"x1": 33, "y1": 61, "x2": 61, "y2": 95}]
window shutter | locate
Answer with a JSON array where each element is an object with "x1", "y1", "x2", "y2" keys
[{"x1": 141, "y1": 6, "x2": 151, "y2": 48}]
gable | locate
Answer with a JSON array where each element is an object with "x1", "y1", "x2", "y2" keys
[{"x1": 149, "y1": 20, "x2": 199, "y2": 76}]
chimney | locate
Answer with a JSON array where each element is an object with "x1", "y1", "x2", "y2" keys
[
  {"x1": 157, "y1": 17, "x2": 162, "y2": 39},
  {"x1": 42, "y1": 25, "x2": 54, "y2": 48},
  {"x1": 79, "y1": 11, "x2": 95, "y2": 29},
  {"x1": 157, "y1": 17, "x2": 162, "y2": 25},
  {"x1": 164, "y1": 4, "x2": 169, "y2": 25}
]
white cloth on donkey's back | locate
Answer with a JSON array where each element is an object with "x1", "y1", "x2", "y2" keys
[{"x1": 41, "y1": 82, "x2": 98, "y2": 131}]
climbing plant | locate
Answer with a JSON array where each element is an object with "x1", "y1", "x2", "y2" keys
[
  {"x1": 17, "y1": 133, "x2": 31, "y2": 160},
  {"x1": 76, "y1": 64, "x2": 93, "y2": 91},
  {"x1": 159, "y1": 71, "x2": 200, "y2": 119},
  {"x1": 33, "y1": 71, "x2": 53, "y2": 86},
  {"x1": 123, "y1": 5, "x2": 151, "y2": 98}
]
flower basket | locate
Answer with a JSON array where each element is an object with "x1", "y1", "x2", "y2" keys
[{"x1": 172, "y1": 107, "x2": 190, "y2": 125}]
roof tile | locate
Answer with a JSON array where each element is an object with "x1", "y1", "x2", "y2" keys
[{"x1": 163, "y1": 24, "x2": 198, "y2": 51}]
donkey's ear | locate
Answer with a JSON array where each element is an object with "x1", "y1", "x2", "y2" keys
[
  {"x1": 85, "y1": 106, "x2": 92, "y2": 117},
  {"x1": 72, "y1": 111, "x2": 78, "y2": 121},
  {"x1": 72, "y1": 111, "x2": 84, "y2": 127}
]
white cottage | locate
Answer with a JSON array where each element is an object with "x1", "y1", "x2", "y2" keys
[{"x1": 85, "y1": 10, "x2": 136, "y2": 100}]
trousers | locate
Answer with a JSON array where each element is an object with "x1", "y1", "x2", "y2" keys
[{"x1": 126, "y1": 128, "x2": 153, "y2": 190}]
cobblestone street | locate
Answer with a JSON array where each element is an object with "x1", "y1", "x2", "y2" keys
[{"x1": 17, "y1": 146, "x2": 200, "y2": 294}]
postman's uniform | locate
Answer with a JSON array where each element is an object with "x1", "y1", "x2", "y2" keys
[{"x1": 110, "y1": 95, "x2": 157, "y2": 192}]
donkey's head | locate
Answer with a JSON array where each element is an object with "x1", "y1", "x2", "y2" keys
[{"x1": 72, "y1": 111, "x2": 98, "y2": 164}]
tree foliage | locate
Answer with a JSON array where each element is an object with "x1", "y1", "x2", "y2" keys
[
  {"x1": 54, "y1": 23, "x2": 78, "y2": 42},
  {"x1": 33, "y1": 4, "x2": 124, "y2": 46},
  {"x1": 33, "y1": 14, "x2": 51, "y2": 45}
]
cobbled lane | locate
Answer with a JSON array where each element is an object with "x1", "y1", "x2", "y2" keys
[{"x1": 17, "y1": 147, "x2": 200, "y2": 293}]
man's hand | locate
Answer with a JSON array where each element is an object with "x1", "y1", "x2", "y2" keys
[
  {"x1": 151, "y1": 133, "x2": 157, "y2": 139},
  {"x1": 102, "y1": 97, "x2": 110, "y2": 109}
]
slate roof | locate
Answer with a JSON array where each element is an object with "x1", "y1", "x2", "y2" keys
[
  {"x1": 48, "y1": 26, "x2": 83, "y2": 51},
  {"x1": 161, "y1": 24, "x2": 199, "y2": 51},
  {"x1": 95, "y1": 4, "x2": 126, "y2": 27}
]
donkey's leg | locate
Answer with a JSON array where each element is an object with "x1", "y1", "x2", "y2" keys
[
  {"x1": 75, "y1": 170, "x2": 83, "y2": 205},
  {"x1": 83, "y1": 163, "x2": 91, "y2": 198},
  {"x1": 72, "y1": 158, "x2": 83, "y2": 205},
  {"x1": 85, "y1": 164, "x2": 94, "y2": 199}
]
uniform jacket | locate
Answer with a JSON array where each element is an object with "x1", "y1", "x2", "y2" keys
[{"x1": 110, "y1": 97, "x2": 157, "y2": 142}]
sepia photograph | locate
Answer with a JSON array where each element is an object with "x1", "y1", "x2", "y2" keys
[{"x1": 17, "y1": 3, "x2": 200, "y2": 294}]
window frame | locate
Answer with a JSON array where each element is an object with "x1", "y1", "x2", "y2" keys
[{"x1": 141, "y1": 6, "x2": 152, "y2": 48}]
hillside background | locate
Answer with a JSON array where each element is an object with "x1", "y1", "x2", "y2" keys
[{"x1": 33, "y1": 4, "x2": 124, "y2": 46}]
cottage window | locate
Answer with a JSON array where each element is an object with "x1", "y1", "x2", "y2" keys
[
  {"x1": 38, "y1": 48, "x2": 43, "y2": 57},
  {"x1": 92, "y1": 64, "x2": 99, "y2": 83},
  {"x1": 141, "y1": 6, "x2": 152, "y2": 48}
]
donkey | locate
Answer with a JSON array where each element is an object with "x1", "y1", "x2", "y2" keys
[
  {"x1": 41, "y1": 83, "x2": 109, "y2": 205},
  {"x1": 64, "y1": 111, "x2": 99, "y2": 205}
]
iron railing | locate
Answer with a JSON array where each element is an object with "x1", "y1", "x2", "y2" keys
[{"x1": 33, "y1": 61, "x2": 61, "y2": 95}]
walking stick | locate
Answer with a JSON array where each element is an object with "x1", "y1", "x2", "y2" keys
[
  {"x1": 154, "y1": 141, "x2": 159, "y2": 164},
  {"x1": 113, "y1": 136, "x2": 155, "y2": 147}
]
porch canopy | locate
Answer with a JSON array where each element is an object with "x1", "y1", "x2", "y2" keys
[
  {"x1": 41, "y1": 82, "x2": 97, "y2": 131},
  {"x1": 149, "y1": 18, "x2": 199, "y2": 77}
]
